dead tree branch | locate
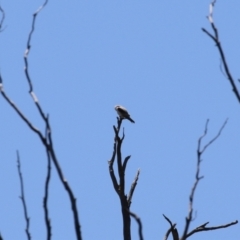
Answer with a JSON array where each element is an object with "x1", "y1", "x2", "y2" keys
[
  {"x1": 181, "y1": 119, "x2": 228, "y2": 240},
  {"x1": 186, "y1": 220, "x2": 238, "y2": 238},
  {"x1": 43, "y1": 130, "x2": 52, "y2": 240},
  {"x1": 0, "y1": 2, "x2": 82, "y2": 239},
  {"x1": 17, "y1": 151, "x2": 31, "y2": 240},
  {"x1": 163, "y1": 214, "x2": 178, "y2": 240},
  {"x1": 202, "y1": 0, "x2": 240, "y2": 103},
  {"x1": 129, "y1": 210, "x2": 144, "y2": 240},
  {"x1": 108, "y1": 117, "x2": 140, "y2": 240},
  {"x1": 128, "y1": 169, "x2": 140, "y2": 206},
  {"x1": 24, "y1": 0, "x2": 48, "y2": 96}
]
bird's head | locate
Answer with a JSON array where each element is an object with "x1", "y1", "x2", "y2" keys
[{"x1": 114, "y1": 105, "x2": 120, "y2": 111}]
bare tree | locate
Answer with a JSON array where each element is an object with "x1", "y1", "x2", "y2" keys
[
  {"x1": 0, "y1": 1, "x2": 238, "y2": 240},
  {"x1": 0, "y1": 2, "x2": 82, "y2": 240},
  {"x1": 108, "y1": 118, "x2": 140, "y2": 240}
]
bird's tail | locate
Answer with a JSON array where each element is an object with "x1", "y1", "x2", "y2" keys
[{"x1": 128, "y1": 117, "x2": 135, "y2": 123}]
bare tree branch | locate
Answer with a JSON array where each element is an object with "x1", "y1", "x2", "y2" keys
[
  {"x1": 1, "y1": 78, "x2": 83, "y2": 240},
  {"x1": 129, "y1": 210, "x2": 144, "y2": 240},
  {"x1": 108, "y1": 117, "x2": 139, "y2": 240},
  {"x1": 24, "y1": 0, "x2": 49, "y2": 121},
  {"x1": 108, "y1": 118, "x2": 123, "y2": 194},
  {"x1": 127, "y1": 169, "x2": 140, "y2": 206},
  {"x1": 43, "y1": 124, "x2": 52, "y2": 240},
  {"x1": 0, "y1": 2, "x2": 83, "y2": 239},
  {"x1": 163, "y1": 224, "x2": 177, "y2": 240},
  {"x1": 163, "y1": 214, "x2": 179, "y2": 240},
  {"x1": 122, "y1": 155, "x2": 131, "y2": 173},
  {"x1": 200, "y1": 119, "x2": 228, "y2": 154},
  {"x1": 202, "y1": 0, "x2": 240, "y2": 103},
  {"x1": 46, "y1": 117, "x2": 82, "y2": 240},
  {"x1": 17, "y1": 151, "x2": 31, "y2": 240},
  {"x1": 186, "y1": 220, "x2": 238, "y2": 238},
  {"x1": 0, "y1": 81, "x2": 46, "y2": 145},
  {"x1": 181, "y1": 119, "x2": 228, "y2": 240}
]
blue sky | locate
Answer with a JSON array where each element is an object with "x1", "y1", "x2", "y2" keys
[{"x1": 0, "y1": 0, "x2": 240, "y2": 239}]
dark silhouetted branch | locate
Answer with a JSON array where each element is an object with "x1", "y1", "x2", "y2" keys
[
  {"x1": 127, "y1": 169, "x2": 140, "y2": 206},
  {"x1": 43, "y1": 133, "x2": 52, "y2": 240},
  {"x1": 200, "y1": 119, "x2": 228, "y2": 154},
  {"x1": 202, "y1": 0, "x2": 240, "y2": 103},
  {"x1": 181, "y1": 119, "x2": 228, "y2": 240},
  {"x1": 0, "y1": 81, "x2": 46, "y2": 145},
  {"x1": 123, "y1": 155, "x2": 131, "y2": 173},
  {"x1": 24, "y1": 0, "x2": 48, "y2": 94},
  {"x1": 109, "y1": 117, "x2": 139, "y2": 240},
  {"x1": 17, "y1": 151, "x2": 31, "y2": 240},
  {"x1": 186, "y1": 220, "x2": 238, "y2": 238},
  {"x1": 24, "y1": 0, "x2": 49, "y2": 121},
  {"x1": 108, "y1": 118, "x2": 123, "y2": 194},
  {"x1": 129, "y1": 210, "x2": 144, "y2": 240},
  {"x1": 46, "y1": 119, "x2": 82, "y2": 240},
  {"x1": 0, "y1": 2, "x2": 82, "y2": 239},
  {"x1": 163, "y1": 214, "x2": 179, "y2": 240}
]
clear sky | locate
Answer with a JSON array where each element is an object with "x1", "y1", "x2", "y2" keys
[{"x1": 0, "y1": 1, "x2": 240, "y2": 239}]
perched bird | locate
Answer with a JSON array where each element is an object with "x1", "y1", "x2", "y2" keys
[{"x1": 115, "y1": 105, "x2": 135, "y2": 123}]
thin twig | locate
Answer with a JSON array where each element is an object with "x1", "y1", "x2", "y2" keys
[
  {"x1": 0, "y1": 2, "x2": 83, "y2": 239},
  {"x1": 202, "y1": 0, "x2": 240, "y2": 103},
  {"x1": 163, "y1": 214, "x2": 174, "y2": 227},
  {"x1": 129, "y1": 210, "x2": 144, "y2": 240},
  {"x1": 0, "y1": 84, "x2": 46, "y2": 145},
  {"x1": 127, "y1": 169, "x2": 140, "y2": 206},
  {"x1": 200, "y1": 119, "x2": 228, "y2": 154},
  {"x1": 122, "y1": 155, "x2": 131, "y2": 173},
  {"x1": 186, "y1": 220, "x2": 238, "y2": 238},
  {"x1": 17, "y1": 151, "x2": 31, "y2": 240},
  {"x1": 108, "y1": 123, "x2": 121, "y2": 194},
  {"x1": 24, "y1": 0, "x2": 48, "y2": 94},
  {"x1": 108, "y1": 118, "x2": 124, "y2": 194},
  {"x1": 24, "y1": 0, "x2": 49, "y2": 121},
  {"x1": 181, "y1": 119, "x2": 228, "y2": 240}
]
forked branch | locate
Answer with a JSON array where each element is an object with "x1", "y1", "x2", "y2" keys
[
  {"x1": 181, "y1": 119, "x2": 228, "y2": 240},
  {"x1": 186, "y1": 220, "x2": 238, "y2": 238},
  {"x1": 202, "y1": 0, "x2": 240, "y2": 103},
  {"x1": 0, "y1": 1, "x2": 82, "y2": 239},
  {"x1": 129, "y1": 210, "x2": 144, "y2": 240},
  {"x1": 163, "y1": 214, "x2": 178, "y2": 240},
  {"x1": 108, "y1": 117, "x2": 140, "y2": 240}
]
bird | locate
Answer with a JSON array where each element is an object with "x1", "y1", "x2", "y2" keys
[{"x1": 115, "y1": 105, "x2": 135, "y2": 123}]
